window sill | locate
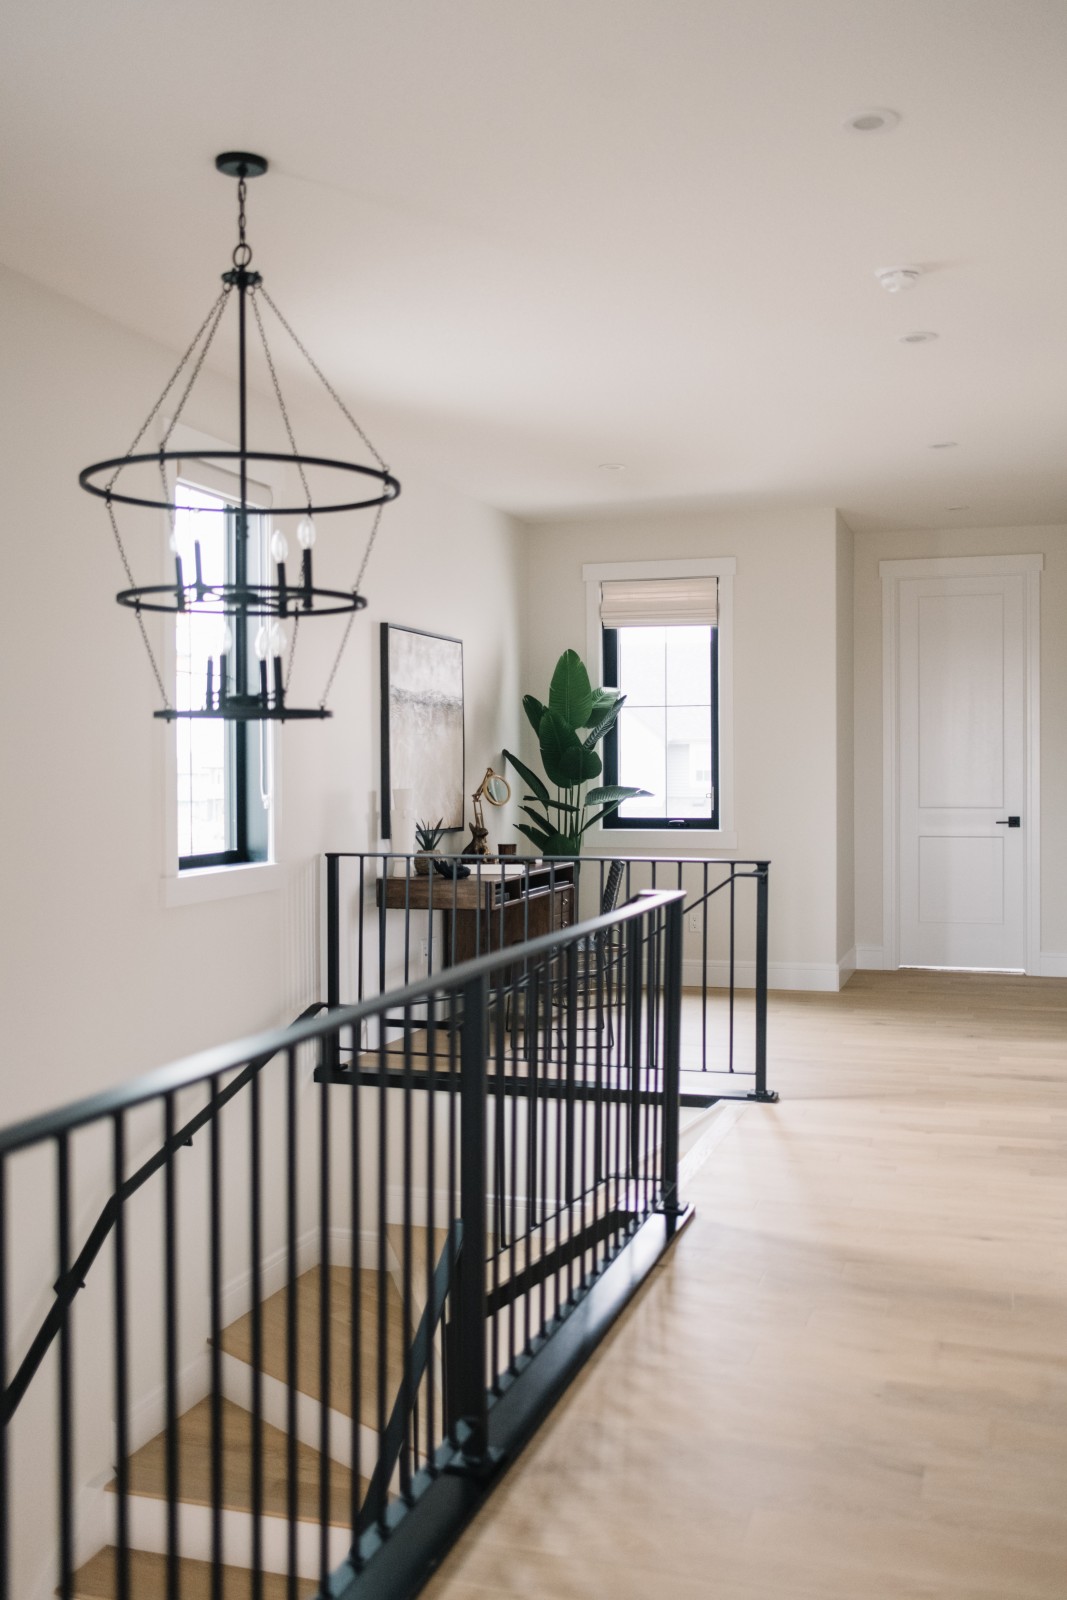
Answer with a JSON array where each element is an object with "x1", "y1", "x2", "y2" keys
[
  {"x1": 161, "y1": 861, "x2": 282, "y2": 907},
  {"x1": 592, "y1": 828, "x2": 739, "y2": 853}
]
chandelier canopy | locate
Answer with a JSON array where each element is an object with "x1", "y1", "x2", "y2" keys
[{"x1": 78, "y1": 152, "x2": 401, "y2": 720}]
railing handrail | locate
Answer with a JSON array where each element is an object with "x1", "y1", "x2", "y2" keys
[
  {"x1": 1, "y1": 1003, "x2": 327, "y2": 1428},
  {"x1": 0, "y1": 889, "x2": 684, "y2": 1158},
  {"x1": 325, "y1": 850, "x2": 770, "y2": 867}
]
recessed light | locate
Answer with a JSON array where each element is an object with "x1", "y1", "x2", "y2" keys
[
  {"x1": 845, "y1": 108, "x2": 901, "y2": 134},
  {"x1": 598, "y1": 462, "x2": 626, "y2": 472},
  {"x1": 876, "y1": 266, "x2": 921, "y2": 293},
  {"x1": 930, "y1": 441, "x2": 958, "y2": 449},
  {"x1": 898, "y1": 330, "x2": 938, "y2": 344}
]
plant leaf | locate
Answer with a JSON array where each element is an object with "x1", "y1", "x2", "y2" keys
[
  {"x1": 522, "y1": 694, "x2": 546, "y2": 736},
  {"x1": 503, "y1": 748, "x2": 549, "y2": 804},
  {"x1": 548, "y1": 650, "x2": 594, "y2": 731},
  {"x1": 581, "y1": 695, "x2": 625, "y2": 750},
  {"x1": 519, "y1": 803, "x2": 553, "y2": 833},
  {"x1": 538, "y1": 709, "x2": 585, "y2": 787},
  {"x1": 584, "y1": 784, "x2": 650, "y2": 806},
  {"x1": 525, "y1": 795, "x2": 580, "y2": 814},
  {"x1": 544, "y1": 829, "x2": 580, "y2": 857},
  {"x1": 515, "y1": 821, "x2": 554, "y2": 852}
]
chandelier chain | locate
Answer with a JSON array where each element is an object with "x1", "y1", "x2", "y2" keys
[
  {"x1": 156, "y1": 291, "x2": 233, "y2": 535},
  {"x1": 318, "y1": 499, "x2": 385, "y2": 708},
  {"x1": 107, "y1": 501, "x2": 171, "y2": 710},
  {"x1": 285, "y1": 613, "x2": 299, "y2": 693},
  {"x1": 104, "y1": 288, "x2": 232, "y2": 495},
  {"x1": 249, "y1": 289, "x2": 312, "y2": 509},
  {"x1": 257, "y1": 287, "x2": 389, "y2": 472}
]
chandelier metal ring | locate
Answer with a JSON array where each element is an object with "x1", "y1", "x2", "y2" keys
[
  {"x1": 80, "y1": 449, "x2": 400, "y2": 517},
  {"x1": 116, "y1": 582, "x2": 369, "y2": 618}
]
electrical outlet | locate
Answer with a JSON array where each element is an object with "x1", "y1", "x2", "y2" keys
[{"x1": 687, "y1": 912, "x2": 700, "y2": 934}]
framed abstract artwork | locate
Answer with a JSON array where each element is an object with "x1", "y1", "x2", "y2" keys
[{"x1": 380, "y1": 624, "x2": 465, "y2": 839}]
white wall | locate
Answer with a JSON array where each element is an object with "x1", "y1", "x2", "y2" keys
[
  {"x1": 0, "y1": 260, "x2": 526, "y2": 1597},
  {"x1": 0, "y1": 260, "x2": 525, "y2": 1119},
  {"x1": 853, "y1": 523, "x2": 1067, "y2": 970},
  {"x1": 519, "y1": 505, "x2": 850, "y2": 988}
]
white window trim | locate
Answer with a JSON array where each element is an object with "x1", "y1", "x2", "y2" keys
[
  {"x1": 583, "y1": 557, "x2": 737, "y2": 851},
  {"x1": 158, "y1": 420, "x2": 282, "y2": 907}
]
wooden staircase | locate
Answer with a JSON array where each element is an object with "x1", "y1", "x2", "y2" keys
[{"x1": 70, "y1": 1265, "x2": 406, "y2": 1598}]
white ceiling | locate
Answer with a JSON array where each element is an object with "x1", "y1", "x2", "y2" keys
[{"x1": 2, "y1": 0, "x2": 1066, "y2": 532}]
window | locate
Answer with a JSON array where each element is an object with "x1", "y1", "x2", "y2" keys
[
  {"x1": 602, "y1": 622, "x2": 718, "y2": 828},
  {"x1": 584, "y1": 559, "x2": 736, "y2": 843},
  {"x1": 172, "y1": 479, "x2": 271, "y2": 871}
]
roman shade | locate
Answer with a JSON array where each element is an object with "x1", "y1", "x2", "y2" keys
[{"x1": 599, "y1": 576, "x2": 719, "y2": 629}]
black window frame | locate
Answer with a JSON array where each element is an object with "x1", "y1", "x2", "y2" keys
[
  {"x1": 177, "y1": 502, "x2": 260, "y2": 872},
  {"x1": 601, "y1": 622, "x2": 720, "y2": 832}
]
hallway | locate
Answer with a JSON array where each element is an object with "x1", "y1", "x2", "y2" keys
[{"x1": 423, "y1": 971, "x2": 1067, "y2": 1599}]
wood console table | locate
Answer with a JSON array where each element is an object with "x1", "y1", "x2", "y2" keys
[{"x1": 376, "y1": 861, "x2": 576, "y2": 969}]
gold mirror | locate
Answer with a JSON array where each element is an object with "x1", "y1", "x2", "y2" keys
[
  {"x1": 466, "y1": 767, "x2": 512, "y2": 855},
  {"x1": 483, "y1": 771, "x2": 511, "y2": 807}
]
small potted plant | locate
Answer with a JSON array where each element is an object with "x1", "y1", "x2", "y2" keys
[{"x1": 414, "y1": 818, "x2": 446, "y2": 873}]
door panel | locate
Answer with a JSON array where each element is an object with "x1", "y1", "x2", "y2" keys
[{"x1": 898, "y1": 574, "x2": 1026, "y2": 970}]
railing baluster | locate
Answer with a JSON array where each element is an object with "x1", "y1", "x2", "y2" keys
[
  {"x1": 209, "y1": 1076, "x2": 223, "y2": 1598},
  {"x1": 400, "y1": 1003, "x2": 414, "y2": 1499},
  {"x1": 376, "y1": 1016, "x2": 388, "y2": 1529},
  {"x1": 111, "y1": 1117, "x2": 129, "y2": 1600},
  {"x1": 349, "y1": 1020, "x2": 363, "y2": 1564},
  {"x1": 56, "y1": 1133, "x2": 73, "y2": 1600},
  {"x1": 162, "y1": 1097, "x2": 179, "y2": 1600},
  {"x1": 0, "y1": 1160, "x2": 8, "y2": 1600},
  {"x1": 249, "y1": 1064, "x2": 263, "y2": 1600},
  {"x1": 319, "y1": 1046, "x2": 332, "y2": 1595},
  {"x1": 425, "y1": 991, "x2": 437, "y2": 1471},
  {"x1": 285, "y1": 1048, "x2": 299, "y2": 1594},
  {"x1": 454, "y1": 974, "x2": 489, "y2": 1462}
]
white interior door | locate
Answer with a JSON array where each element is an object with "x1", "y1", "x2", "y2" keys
[{"x1": 897, "y1": 573, "x2": 1029, "y2": 971}]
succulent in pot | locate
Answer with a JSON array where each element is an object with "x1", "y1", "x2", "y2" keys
[{"x1": 414, "y1": 818, "x2": 446, "y2": 874}]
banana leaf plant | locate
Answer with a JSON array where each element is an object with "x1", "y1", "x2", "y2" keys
[{"x1": 503, "y1": 649, "x2": 649, "y2": 856}]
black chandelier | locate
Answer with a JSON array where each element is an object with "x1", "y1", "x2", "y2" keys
[{"x1": 78, "y1": 152, "x2": 400, "y2": 720}]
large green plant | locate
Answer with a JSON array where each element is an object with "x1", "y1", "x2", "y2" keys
[{"x1": 503, "y1": 650, "x2": 648, "y2": 856}]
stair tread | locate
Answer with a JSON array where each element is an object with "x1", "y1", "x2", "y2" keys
[
  {"x1": 219, "y1": 1266, "x2": 407, "y2": 1420},
  {"x1": 110, "y1": 1396, "x2": 360, "y2": 1525},
  {"x1": 70, "y1": 1547, "x2": 318, "y2": 1599}
]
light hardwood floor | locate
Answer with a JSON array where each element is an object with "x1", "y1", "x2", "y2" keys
[{"x1": 421, "y1": 970, "x2": 1067, "y2": 1600}]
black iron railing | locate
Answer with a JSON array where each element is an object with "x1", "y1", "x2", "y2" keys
[
  {"x1": 324, "y1": 851, "x2": 774, "y2": 1102},
  {"x1": 0, "y1": 887, "x2": 687, "y2": 1600}
]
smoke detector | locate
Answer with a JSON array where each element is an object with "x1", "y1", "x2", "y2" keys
[
  {"x1": 876, "y1": 266, "x2": 922, "y2": 293},
  {"x1": 845, "y1": 108, "x2": 900, "y2": 134}
]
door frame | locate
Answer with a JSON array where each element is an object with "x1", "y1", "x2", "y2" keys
[{"x1": 880, "y1": 554, "x2": 1043, "y2": 973}]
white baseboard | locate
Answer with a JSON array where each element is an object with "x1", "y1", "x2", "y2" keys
[
  {"x1": 1038, "y1": 952, "x2": 1067, "y2": 977},
  {"x1": 681, "y1": 957, "x2": 844, "y2": 993},
  {"x1": 856, "y1": 945, "x2": 885, "y2": 970},
  {"x1": 838, "y1": 946, "x2": 856, "y2": 986}
]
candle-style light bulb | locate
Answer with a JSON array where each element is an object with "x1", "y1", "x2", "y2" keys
[
  {"x1": 272, "y1": 528, "x2": 290, "y2": 617},
  {"x1": 297, "y1": 516, "x2": 315, "y2": 607},
  {"x1": 169, "y1": 529, "x2": 185, "y2": 609},
  {"x1": 269, "y1": 622, "x2": 288, "y2": 657},
  {"x1": 254, "y1": 623, "x2": 270, "y2": 661}
]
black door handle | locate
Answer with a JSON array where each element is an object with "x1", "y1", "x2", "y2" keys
[{"x1": 995, "y1": 816, "x2": 1021, "y2": 828}]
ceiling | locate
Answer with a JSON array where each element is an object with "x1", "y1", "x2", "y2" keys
[{"x1": 2, "y1": 0, "x2": 1066, "y2": 532}]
